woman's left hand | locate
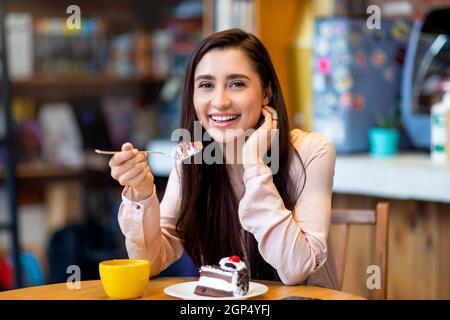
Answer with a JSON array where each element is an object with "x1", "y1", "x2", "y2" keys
[{"x1": 242, "y1": 105, "x2": 278, "y2": 169}]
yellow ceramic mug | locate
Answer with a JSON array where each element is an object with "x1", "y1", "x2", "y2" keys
[{"x1": 99, "y1": 259, "x2": 150, "y2": 300}]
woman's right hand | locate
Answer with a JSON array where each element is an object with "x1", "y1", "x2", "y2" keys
[{"x1": 109, "y1": 142, "x2": 154, "y2": 201}]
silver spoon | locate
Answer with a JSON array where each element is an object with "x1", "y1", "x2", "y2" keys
[{"x1": 95, "y1": 141, "x2": 203, "y2": 161}]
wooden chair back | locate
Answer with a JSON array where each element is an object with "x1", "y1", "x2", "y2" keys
[{"x1": 331, "y1": 202, "x2": 389, "y2": 300}]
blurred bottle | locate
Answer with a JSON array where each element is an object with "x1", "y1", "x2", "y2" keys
[
  {"x1": 150, "y1": 29, "x2": 172, "y2": 79},
  {"x1": 430, "y1": 81, "x2": 450, "y2": 163},
  {"x1": 133, "y1": 29, "x2": 152, "y2": 77},
  {"x1": 6, "y1": 13, "x2": 33, "y2": 79},
  {"x1": 107, "y1": 34, "x2": 134, "y2": 77}
]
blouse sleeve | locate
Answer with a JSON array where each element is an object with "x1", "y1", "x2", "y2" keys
[
  {"x1": 117, "y1": 165, "x2": 185, "y2": 277},
  {"x1": 238, "y1": 132, "x2": 336, "y2": 285}
]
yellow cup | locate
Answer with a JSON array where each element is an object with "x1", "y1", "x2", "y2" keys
[{"x1": 99, "y1": 259, "x2": 150, "y2": 300}]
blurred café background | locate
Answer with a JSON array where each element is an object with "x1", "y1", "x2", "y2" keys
[{"x1": 0, "y1": 0, "x2": 449, "y2": 299}]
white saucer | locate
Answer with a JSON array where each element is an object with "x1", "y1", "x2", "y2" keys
[{"x1": 163, "y1": 281, "x2": 268, "y2": 300}]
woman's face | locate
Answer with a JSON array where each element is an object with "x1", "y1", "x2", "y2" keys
[{"x1": 193, "y1": 48, "x2": 270, "y2": 144}]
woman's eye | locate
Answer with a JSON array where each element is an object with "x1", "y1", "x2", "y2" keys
[
  {"x1": 198, "y1": 82, "x2": 213, "y2": 89},
  {"x1": 230, "y1": 81, "x2": 245, "y2": 88}
]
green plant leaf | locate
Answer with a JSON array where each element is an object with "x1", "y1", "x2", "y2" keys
[{"x1": 373, "y1": 98, "x2": 402, "y2": 129}]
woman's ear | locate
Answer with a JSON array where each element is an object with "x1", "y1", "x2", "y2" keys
[{"x1": 263, "y1": 85, "x2": 273, "y2": 106}]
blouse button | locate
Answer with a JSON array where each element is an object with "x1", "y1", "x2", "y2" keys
[{"x1": 135, "y1": 205, "x2": 141, "y2": 210}]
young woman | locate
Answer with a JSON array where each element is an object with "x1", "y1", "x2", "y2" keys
[{"x1": 109, "y1": 29, "x2": 338, "y2": 288}]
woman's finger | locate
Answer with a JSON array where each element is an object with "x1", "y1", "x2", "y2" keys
[
  {"x1": 112, "y1": 159, "x2": 141, "y2": 182},
  {"x1": 109, "y1": 148, "x2": 138, "y2": 166},
  {"x1": 263, "y1": 105, "x2": 277, "y2": 118},
  {"x1": 117, "y1": 161, "x2": 148, "y2": 186},
  {"x1": 127, "y1": 169, "x2": 150, "y2": 188},
  {"x1": 260, "y1": 108, "x2": 272, "y2": 129},
  {"x1": 263, "y1": 105, "x2": 278, "y2": 129},
  {"x1": 111, "y1": 152, "x2": 146, "y2": 172},
  {"x1": 121, "y1": 142, "x2": 134, "y2": 151},
  {"x1": 111, "y1": 153, "x2": 147, "y2": 180}
]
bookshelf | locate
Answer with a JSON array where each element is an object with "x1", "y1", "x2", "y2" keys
[
  {"x1": 3, "y1": 0, "x2": 203, "y2": 176},
  {"x1": 0, "y1": 0, "x2": 204, "y2": 287},
  {"x1": 0, "y1": 0, "x2": 23, "y2": 288}
]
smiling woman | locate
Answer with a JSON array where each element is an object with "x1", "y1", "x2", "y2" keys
[
  {"x1": 109, "y1": 28, "x2": 339, "y2": 289},
  {"x1": 193, "y1": 49, "x2": 268, "y2": 142}
]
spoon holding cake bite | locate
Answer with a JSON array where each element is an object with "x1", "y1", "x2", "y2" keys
[{"x1": 95, "y1": 141, "x2": 203, "y2": 161}]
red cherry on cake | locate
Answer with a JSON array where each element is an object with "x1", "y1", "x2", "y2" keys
[{"x1": 229, "y1": 255, "x2": 240, "y2": 262}]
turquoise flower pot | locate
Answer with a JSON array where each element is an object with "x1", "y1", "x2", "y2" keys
[{"x1": 369, "y1": 128, "x2": 399, "y2": 157}]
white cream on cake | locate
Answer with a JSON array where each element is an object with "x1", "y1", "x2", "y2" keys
[
  {"x1": 197, "y1": 275, "x2": 233, "y2": 292},
  {"x1": 197, "y1": 265, "x2": 235, "y2": 292},
  {"x1": 219, "y1": 257, "x2": 246, "y2": 271}
]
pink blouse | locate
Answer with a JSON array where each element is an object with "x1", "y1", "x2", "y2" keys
[{"x1": 118, "y1": 129, "x2": 339, "y2": 289}]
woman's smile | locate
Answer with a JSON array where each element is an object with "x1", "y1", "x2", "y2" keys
[{"x1": 208, "y1": 112, "x2": 241, "y2": 128}]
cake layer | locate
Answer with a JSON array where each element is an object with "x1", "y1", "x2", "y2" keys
[
  {"x1": 200, "y1": 270, "x2": 233, "y2": 282},
  {"x1": 197, "y1": 275, "x2": 233, "y2": 292},
  {"x1": 194, "y1": 285, "x2": 234, "y2": 297}
]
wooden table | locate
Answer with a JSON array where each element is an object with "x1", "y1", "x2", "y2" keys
[{"x1": 0, "y1": 277, "x2": 365, "y2": 300}]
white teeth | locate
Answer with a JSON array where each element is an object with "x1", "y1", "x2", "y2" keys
[{"x1": 211, "y1": 115, "x2": 238, "y2": 121}]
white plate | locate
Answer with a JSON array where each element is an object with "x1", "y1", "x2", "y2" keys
[{"x1": 163, "y1": 281, "x2": 268, "y2": 300}]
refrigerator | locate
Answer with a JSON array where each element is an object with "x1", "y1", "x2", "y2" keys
[{"x1": 312, "y1": 17, "x2": 411, "y2": 153}]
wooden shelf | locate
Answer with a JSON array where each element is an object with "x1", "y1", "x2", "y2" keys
[
  {"x1": 0, "y1": 154, "x2": 109, "y2": 180},
  {"x1": 0, "y1": 162, "x2": 83, "y2": 180},
  {"x1": 10, "y1": 73, "x2": 166, "y2": 100},
  {"x1": 11, "y1": 73, "x2": 166, "y2": 87}
]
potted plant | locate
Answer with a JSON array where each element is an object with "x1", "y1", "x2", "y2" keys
[{"x1": 369, "y1": 100, "x2": 402, "y2": 157}]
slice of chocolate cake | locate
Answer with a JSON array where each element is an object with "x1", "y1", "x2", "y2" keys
[{"x1": 194, "y1": 256, "x2": 250, "y2": 297}]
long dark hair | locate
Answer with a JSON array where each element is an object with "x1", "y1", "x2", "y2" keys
[{"x1": 176, "y1": 29, "x2": 306, "y2": 280}]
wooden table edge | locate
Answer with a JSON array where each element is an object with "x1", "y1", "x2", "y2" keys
[{"x1": 0, "y1": 277, "x2": 366, "y2": 300}]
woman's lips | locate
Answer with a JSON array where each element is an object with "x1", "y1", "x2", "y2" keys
[{"x1": 208, "y1": 114, "x2": 241, "y2": 128}]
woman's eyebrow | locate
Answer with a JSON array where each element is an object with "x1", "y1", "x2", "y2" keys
[
  {"x1": 195, "y1": 74, "x2": 214, "y2": 81},
  {"x1": 226, "y1": 73, "x2": 250, "y2": 81},
  {"x1": 194, "y1": 73, "x2": 250, "y2": 81}
]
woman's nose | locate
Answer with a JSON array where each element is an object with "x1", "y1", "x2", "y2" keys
[{"x1": 211, "y1": 88, "x2": 231, "y2": 109}]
